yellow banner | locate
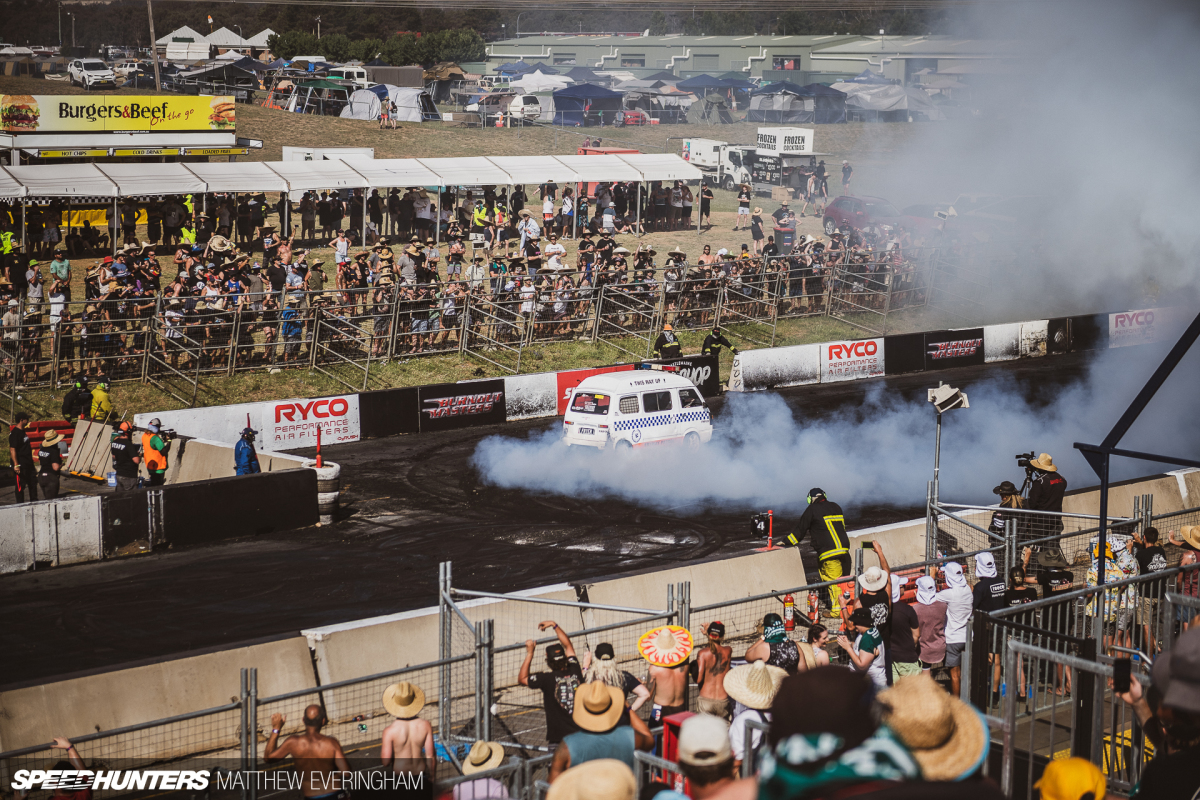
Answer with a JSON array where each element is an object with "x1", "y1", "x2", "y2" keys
[
  {"x1": 36, "y1": 149, "x2": 110, "y2": 158},
  {"x1": 112, "y1": 148, "x2": 181, "y2": 157},
  {"x1": 1, "y1": 95, "x2": 235, "y2": 133},
  {"x1": 182, "y1": 147, "x2": 249, "y2": 156}
]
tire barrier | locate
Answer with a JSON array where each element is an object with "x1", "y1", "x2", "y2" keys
[{"x1": 307, "y1": 460, "x2": 342, "y2": 526}]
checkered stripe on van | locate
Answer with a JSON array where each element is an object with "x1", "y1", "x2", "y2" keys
[
  {"x1": 675, "y1": 410, "x2": 711, "y2": 424},
  {"x1": 614, "y1": 414, "x2": 674, "y2": 432}
]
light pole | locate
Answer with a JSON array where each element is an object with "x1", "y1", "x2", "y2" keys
[
  {"x1": 515, "y1": 12, "x2": 525, "y2": 37},
  {"x1": 315, "y1": 16, "x2": 322, "y2": 39},
  {"x1": 927, "y1": 382, "x2": 969, "y2": 560},
  {"x1": 770, "y1": 17, "x2": 780, "y2": 36}
]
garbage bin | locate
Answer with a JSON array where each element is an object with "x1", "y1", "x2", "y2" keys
[{"x1": 775, "y1": 226, "x2": 796, "y2": 251}]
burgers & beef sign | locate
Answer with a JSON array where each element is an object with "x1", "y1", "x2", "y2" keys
[{"x1": 0, "y1": 95, "x2": 235, "y2": 133}]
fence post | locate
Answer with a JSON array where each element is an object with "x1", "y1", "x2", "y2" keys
[
  {"x1": 474, "y1": 620, "x2": 484, "y2": 743},
  {"x1": 239, "y1": 667, "x2": 248, "y2": 800},
  {"x1": 439, "y1": 561, "x2": 452, "y2": 743},
  {"x1": 481, "y1": 618, "x2": 494, "y2": 741},
  {"x1": 1005, "y1": 518, "x2": 1016, "y2": 581},
  {"x1": 968, "y1": 613, "x2": 990, "y2": 710},
  {"x1": 249, "y1": 667, "x2": 258, "y2": 800},
  {"x1": 1074, "y1": 636, "x2": 1097, "y2": 761},
  {"x1": 680, "y1": 581, "x2": 691, "y2": 632},
  {"x1": 591, "y1": 286, "x2": 604, "y2": 344}
]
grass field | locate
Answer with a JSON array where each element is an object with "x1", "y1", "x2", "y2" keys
[{"x1": 0, "y1": 74, "x2": 949, "y2": 438}]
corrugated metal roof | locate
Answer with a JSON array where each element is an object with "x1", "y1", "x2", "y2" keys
[
  {"x1": 490, "y1": 34, "x2": 859, "y2": 48},
  {"x1": 812, "y1": 36, "x2": 1015, "y2": 58}
]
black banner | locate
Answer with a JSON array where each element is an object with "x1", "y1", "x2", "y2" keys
[
  {"x1": 1047, "y1": 317, "x2": 1070, "y2": 354},
  {"x1": 360, "y1": 386, "x2": 420, "y2": 439},
  {"x1": 648, "y1": 353, "x2": 722, "y2": 396},
  {"x1": 417, "y1": 379, "x2": 507, "y2": 433},
  {"x1": 923, "y1": 328, "x2": 985, "y2": 370},
  {"x1": 883, "y1": 332, "x2": 925, "y2": 375},
  {"x1": 1067, "y1": 313, "x2": 1108, "y2": 351},
  {"x1": 161, "y1": 470, "x2": 318, "y2": 546}
]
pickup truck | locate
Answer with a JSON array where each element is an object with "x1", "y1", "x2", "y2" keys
[{"x1": 69, "y1": 59, "x2": 117, "y2": 89}]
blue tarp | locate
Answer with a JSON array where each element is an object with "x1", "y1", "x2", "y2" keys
[
  {"x1": 677, "y1": 74, "x2": 726, "y2": 90},
  {"x1": 496, "y1": 61, "x2": 535, "y2": 74},
  {"x1": 525, "y1": 62, "x2": 560, "y2": 74},
  {"x1": 849, "y1": 68, "x2": 889, "y2": 84},
  {"x1": 551, "y1": 83, "x2": 624, "y2": 125},
  {"x1": 565, "y1": 66, "x2": 606, "y2": 82}
]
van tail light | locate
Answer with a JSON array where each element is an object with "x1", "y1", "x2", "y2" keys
[
  {"x1": 599, "y1": 424, "x2": 609, "y2": 429},
  {"x1": 564, "y1": 420, "x2": 573, "y2": 425}
]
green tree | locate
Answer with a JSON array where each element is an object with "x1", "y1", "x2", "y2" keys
[
  {"x1": 382, "y1": 33, "x2": 421, "y2": 65},
  {"x1": 267, "y1": 30, "x2": 319, "y2": 60},
  {"x1": 433, "y1": 28, "x2": 487, "y2": 63},
  {"x1": 317, "y1": 32, "x2": 352, "y2": 62},
  {"x1": 351, "y1": 38, "x2": 385, "y2": 63},
  {"x1": 649, "y1": 11, "x2": 668, "y2": 36}
]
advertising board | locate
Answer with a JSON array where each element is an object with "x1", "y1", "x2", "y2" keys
[
  {"x1": 1, "y1": 95, "x2": 234, "y2": 133},
  {"x1": 820, "y1": 338, "x2": 884, "y2": 383}
]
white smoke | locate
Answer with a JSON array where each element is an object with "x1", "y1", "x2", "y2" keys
[{"x1": 472, "y1": 339, "x2": 1200, "y2": 514}]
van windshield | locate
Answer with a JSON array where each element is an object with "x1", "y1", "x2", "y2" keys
[{"x1": 570, "y1": 392, "x2": 610, "y2": 415}]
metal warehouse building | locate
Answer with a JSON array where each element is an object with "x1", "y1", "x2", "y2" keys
[{"x1": 483, "y1": 34, "x2": 1014, "y2": 84}]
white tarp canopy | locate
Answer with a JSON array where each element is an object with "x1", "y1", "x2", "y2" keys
[
  {"x1": 0, "y1": 169, "x2": 27, "y2": 199},
  {"x1": 183, "y1": 162, "x2": 290, "y2": 193},
  {"x1": 417, "y1": 157, "x2": 514, "y2": 186},
  {"x1": 266, "y1": 160, "x2": 371, "y2": 192},
  {"x1": 96, "y1": 163, "x2": 208, "y2": 196},
  {"x1": 613, "y1": 153, "x2": 704, "y2": 182},
  {"x1": 5, "y1": 164, "x2": 117, "y2": 198},
  {"x1": 485, "y1": 156, "x2": 578, "y2": 185},
  {"x1": 553, "y1": 154, "x2": 644, "y2": 183},
  {"x1": 830, "y1": 82, "x2": 936, "y2": 115},
  {"x1": 336, "y1": 157, "x2": 443, "y2": 188},
  {"x1": 510, "y1": 71, "x2": 572, "y2": 93}
]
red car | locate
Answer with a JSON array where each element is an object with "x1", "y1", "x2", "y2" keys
[
  {"x1": 822, "y1": 194, "x2": 908, "y2": 237},
  {"x1": 618, "y1": 110, "x2": 649, "y2": 126}
]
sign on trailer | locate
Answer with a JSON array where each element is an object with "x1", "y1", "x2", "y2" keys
[
  {"x1": 0, "y1": 95, "x2": 235, "y2": 133},
  {"x1": 755, "y1": 127, "x2": 815, "y2": 156}
]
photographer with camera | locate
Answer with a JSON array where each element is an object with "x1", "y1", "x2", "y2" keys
[
  {"x1": 1025, "y1": 452, "x2": 1068, "y2": 543},
  {"x1": 141, "y1": 418, "x2": 172, "y2": 486}
]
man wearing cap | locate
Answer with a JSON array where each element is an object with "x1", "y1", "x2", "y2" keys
[
  {"x1": 37, "y1": 429, "x2": 65, "y2": 499},
  {"x1": 841, "y1": 160, "x2": 853, "y2": 194},
  {"x1": 935, "y1": 561, "x2": 974, "y2": 697},
  {"x1": 988, "y1": 480, "x2": 1026, "y2": 538},
  {"x1": 110, "y1": 422, "x2": 141, "y2": 492},
  {"x1": 838, "y1": 607, "x2": 887, "y2": 690},
  {"x1": 141, "y1": 419, "x2": 171, "y2": 486},
  {"x1": 787, "y1": 488, "x2": 852, "y2": 618},
  {"x1": 520, "y1": 620, "x2": 584, "y2": 744},
  {"x1": 676, "y1": 715, "x2": 736, "y2": 799},
  {"x1": 62, "y1": 374, "x2": 92, "y2": 421},
  {"x1": 1027, "y1": 453, "x2": 1067, "y2": 540},
  {"x1": 235, "y1": 427, "x2": 261, "y2": 476},
  {"x1": 49, "y1": 249, "x2": 71, "y2": 300},
  {"x1": 1122, "y1": 628, "x2": 1200, "y2": 798},
  {"x1": 653, "y1": 324, "x2": 682, "y2": 359},
  {"x1": 549, "y1": 681, "x2": 653, "y2": 779},
  {"x1": 695, "y1": 621, "x2": 733, "y2": 719},
  {"x1": 380, "y1": 681, "x2": 434, "y2": 775}
]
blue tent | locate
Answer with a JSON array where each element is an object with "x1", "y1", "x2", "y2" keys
[
  {"x1": 849, "y1": 68, "x2": 889, "y2": 84},
  {"x1": 496, "y1": 61, "x2": 535, "y2": 75},
  {"x1": 719, "y1": 77, "x2": 756, "y2": 89},
  {"x1": 751, "y1": 81, "x2": 845, "y2": 97},
  {"x1": 525, "y1": 61, "x2": 560, "y2": 75},
  {"x1": 566, "y1": 66, "x2": 606, "y2": 83},
  {"x1": 552, "y1": 83, "x2": 624, "y2": 126},
  {"x1": 676, "y1": 74, "x2": 726, "y2": 90}
]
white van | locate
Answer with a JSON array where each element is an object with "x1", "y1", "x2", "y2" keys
[
  {"x1": 562, "y1": 371, "x2": 713, "y2": 451},
  {"x1": 327, "y1": 66, "x2": 373, "y2": 89}
]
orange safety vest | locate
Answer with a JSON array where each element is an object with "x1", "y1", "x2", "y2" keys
[{"x1": 142, "y1": 431, "x2": 165, "y2": 473}]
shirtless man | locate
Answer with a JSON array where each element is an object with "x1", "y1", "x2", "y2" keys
[
  {"x1": 642, "y1": 627, "x2": 691, "y2": 725},
  {"x1": 263, "y1": 705, "x2": 351, "y2": 798},
  {"x1": 381, "y1": 681, "x2": 435, "y2": 775},
  {"x1": 694, "y1": 621, "x2": 733, "y2": 719}
]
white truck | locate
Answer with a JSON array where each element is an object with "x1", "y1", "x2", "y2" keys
[
  {"x1": 326, "y1": 66, "x2": 374, "y2": 90},
  {"x1": 680, "y1": 138, "x2": 756, "y2": 190}
]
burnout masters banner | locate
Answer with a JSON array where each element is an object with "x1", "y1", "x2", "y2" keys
[{"x1": 0, "y1": 95, "x2": 235, "y2": 133}]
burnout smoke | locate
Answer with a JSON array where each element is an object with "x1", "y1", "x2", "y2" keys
[{"x1": 472, "y1": 342, "x2": 1200, "y2": 514}]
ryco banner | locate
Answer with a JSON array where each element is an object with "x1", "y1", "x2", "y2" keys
[
  {"x1": 266, "y1": 394, "x2": 359, "y2": 449},
  {"x1": 924, "y1": 328, "x2": 985, "y2": 370},
  {"x1": 820, "y1": 338, "x2": 884, "y2": 383},
  {"x1": 1109, "y1": 307, "x2": 1184, "y2": 348}
]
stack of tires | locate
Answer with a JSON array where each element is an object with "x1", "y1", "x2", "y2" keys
[{"x1": 306, "y1": 460, "x2": 341, "y2": 526}]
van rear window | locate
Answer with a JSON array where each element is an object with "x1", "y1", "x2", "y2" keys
[{"x1": 571, "y1": 392, "x2": 610, "y2": 415}]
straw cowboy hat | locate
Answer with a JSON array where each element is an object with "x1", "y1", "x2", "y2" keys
[
  {"x1": 724, "y1": 660, "x2": 786, "y2": 710},
  {"x1": 572, "y1": 681, "x2": 626, "y2": 733},
  {"x1": 547, "y1": 760, "x2": 636, "y2": 800},
  {"x1": 1180, "y1": 525, "x2": 1200, "y2": 549},
  {"x1": 668, "y1": 246, "x2": 686, "y2": 258},
  {"x1": 612, "y1": 247, "x2": 631, "y2": 256},
  {"x1": 518, "y1": 209, "x2": 533, "y2": 218},
  {"x1": 1029, "y1": 453, "x2": 1058, "y2": 472},
  {"x1": 637, "y1": 625, "x2": 694, "y2": 667},
  {"x1": 195, "y1": 300, "x2": 209, "y2": 310},
  {"x1": 640, "y1": 248, "x2": 657, "y2": 257},
  {"x1": 43, "y1": 431, "x2": 65, "y2": 447},
  {"x1": 208, "y1": 235, "x2": 234, "y2": 252},
  {"x1": 858, "y1": 566, "x2": 888, "y2": 593},
  {"x1": 1033, "y1": 547, "x2": 1068, "y2": 569},
  {"x1": 753, "y1": 207, "x2": 763, "y2": 214},
  {"x1": 461, "y1": 740, "x2": 505, "y2": 775},
  {"x1": 382, "y1": 681, "x2": 426, "y2": 718},
  {"x1": 879, "y1": 672, "x2": 989, "y2": 782}
]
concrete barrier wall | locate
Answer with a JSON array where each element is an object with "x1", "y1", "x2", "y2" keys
[
  {"x1": 169, "y1": 438, "x2": 310, "y2": 484},
  {"x1": 0, "y1": 636, "x2": 316, "y2": 754},
  {"x1": 0, "y1": 496, "x2": 102, "y2": 575},
  {"x1": 1063, "y1": 473, "x2": 1190, "y2": 518}
]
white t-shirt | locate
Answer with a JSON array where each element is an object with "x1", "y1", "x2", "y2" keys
[
  {"x1": 853, "y1": 627, "x2": 888, "y2": 690},
  {"x1": 934, "y1": 585, "x2": 974, "y2": 644},
  {"x1": 519, "y1": 285, "x2": 536, "y2": 313},
  {"x1": 543, "y1": 197, "x2": 555, "y2": 217},
  {"x1": 730, "y1": 709, "x2": 770, "y2": 761}
]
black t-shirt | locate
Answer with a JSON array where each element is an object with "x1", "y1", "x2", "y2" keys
[
  {"x1": 8, "y1": 426, "x2": 33, "y2": 467},
  {"x1": 110, "y1": 435, "x2": 139, "y2": 478},
  {"x1": 265, "y1": 265, "x2": 287, "y2": 293},
  {"x1": 1005, "y1": 586, "x2": 1039, "y2": 607},
  {"x1": 1133, "y1": 542, "x2": 1169, "y2": 597},
  {"x1": 1133, "y1": 742, "x2": 1200, "y2": 800},
  {"x1": 889, "y1": 601, "x2": 920, "y2": 663},
  {"x1": 38, "y1": 445, "x2": 62, "y2": 477},
  {"x1": 860, "y1": 589, "x2": 891, "y2": 631},
  {"x1": 1038, "y1": 569, "x2": 1074, "y2": 598},
  {"x1": 973, "y1": 576, "x2": 1007, "y2": 613},
  {"x1": 526, "y1": 657, "x2": 583, "y2": 743},
  {"x1": 737, "y1": 190, "x2": 750, "y2": 208}
]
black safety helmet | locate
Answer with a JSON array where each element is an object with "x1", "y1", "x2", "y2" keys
[
  {"x1": 807, "y1": 488, "x2": 826, "y2": 504},
  {"x1": 242, "y1": 427, "x2": 257, "y2": 439},
  {"x1": 97, "y1": 376, "x2": 111, "y2": 390},
  {"x1": 74, "y1": 373, "x2": 89, "y2": 389}
]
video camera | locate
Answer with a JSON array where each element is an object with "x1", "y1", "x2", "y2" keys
[{"x1": 1015, "y1": 451, "x2": 1037, "y2": 495}]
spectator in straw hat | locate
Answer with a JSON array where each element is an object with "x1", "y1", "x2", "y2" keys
[
  {"x1": 638, "y1": 625, "x2": 694, "y2": 724},
  {"x1": 381, "y1": 681, "x2": 433, "y2": 775},
  {"x1": 37, "y1": 429, "x2": 65, "y2": 500},
  {"x1": 547, "y1": 760, "x2": 635, "y2": 800},
  {"x1": 725, "y1": 660, "x2": 786, "y2": 773},
  {"x1": 456, "y1": 741, "x2": 508, "y2": 800},
  {"x1": 549, "y1": 681, "x2": 653, "y2": 779},
  {"x1": 879, "y1": 672, "x2": 990, "y2": 781},
  {"x1": 1027, "y1": 452, "x2": 1067, "y2": 539},
  {"x1": 582, "y1": 642, "x2": 650, "y2": 714}
]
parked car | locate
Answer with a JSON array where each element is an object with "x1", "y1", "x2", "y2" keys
[
  {"x1": 68, "y1": 59, "x2": 117, "y2": 89},
  {"x1": 617, "y1": 109, "x2": 649, "y2": 126},
  {"x1": 112, "y1": 59, "x2": 142, "y2": 79},
  {"x1": 822, "y1": 194, "x2": 907, "y2": 236}
]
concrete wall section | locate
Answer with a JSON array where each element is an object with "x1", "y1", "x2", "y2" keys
[
  {"x1": 0, "y1": 496, "x2": 102, "y2": 574},
  {"x1": 169, "y1": 439, "x2": 309, "y2": 484},
  {"x1": 847, "y1": 517, "x2": 928, "y2": 568},
  {"x1": 504, "y1": 372, "x2": 558, "y2": 420},
  {"x1": 0, "y1": 636, "x2": 315, "y2": 754},
  {"x1": 728, "y1": 343, "x2": 821, "y2": 391},
  {"x1": 1063, "y1": 474, "x2": 1188, "y2": 517}
]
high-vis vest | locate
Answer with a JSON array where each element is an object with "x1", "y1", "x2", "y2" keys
[
  {"x1": 788, "y1": 500, "x2": 850, "y2": 561},
  {"x1": 472, "y1": 206, "x2": 488, "y2": 228},
  {"x1": 0, "y1": 231, "x2": 13, "y2": 254},
  {"x1": 142, "y1": 432, "x2": 166, "y2": 473}
]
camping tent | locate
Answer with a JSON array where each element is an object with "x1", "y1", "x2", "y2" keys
[
  {"x1": 551, "y1": 83, "x2": 624, "y2": 126},
  {"x1": 686, "y1": 92, "x2": 735, "y2": 124},
  {"x1": 524, "y1": 62, "x2": 560, "y2": 75},
  {"x1": 641, "y1": 70, "x2": 680, "y2": 83},
  {"x1": 425, "y1": 61, "x2": 466, "y2": 102},
  {"x1": 339, "y1": 85, "x2": 439, "y2": 122},
  {"x1": 747, "y1": 82, "x2": 846, "y2": 123},
  {"x1": 830, "y1": 82, "x2": 936, "y2": 120},
  {"x1": 848, "y1": 68, "x2": 890, "y2": 84},
  {"x1": 495, "y1": 61, "x2": 535, "y2": 75},
  {"x1": 565, "y1": 66, "x2": 607, "y2": 84},
  {"x1": 676, "y1": 74, "x2": 727, "y2": 91}
]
